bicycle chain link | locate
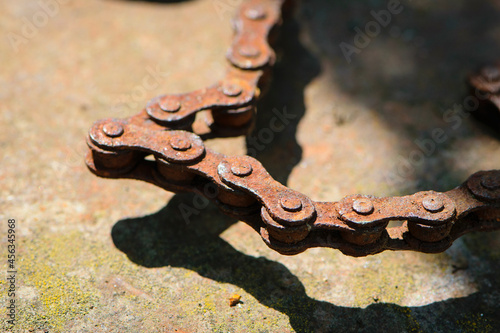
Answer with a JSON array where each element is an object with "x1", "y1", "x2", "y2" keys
[{"x1": 86, "y1": 0, "x2": 500, "y2": 257}]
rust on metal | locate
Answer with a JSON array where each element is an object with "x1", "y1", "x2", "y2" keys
[
  {"x1": 468, "y1": 62, "x2": 500, "y2": 128},
  {"x1": 86, "y1": 0, "x2": 500, "y2": 257}
]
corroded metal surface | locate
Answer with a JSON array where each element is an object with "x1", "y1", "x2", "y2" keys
[
  {"x1": 468, "y1": 63, "x2": 500, "y2": 127},
  {"x1": 86, "y1": 0, "x2": 500, "y2": 257}
]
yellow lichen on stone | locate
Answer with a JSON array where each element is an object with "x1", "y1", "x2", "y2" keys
[
  {"x1": 456, "y1": 313, "x2": 493, "y2": 333},
  {"x1": 12, "y1": 231, "x2": 99, "y2": 332},
  {"x1": 349, "y1": 256, "x2": 410, "y2": 307},
  {"x1": 388, "y1": 305, "x2": 423, "y2": 333}
]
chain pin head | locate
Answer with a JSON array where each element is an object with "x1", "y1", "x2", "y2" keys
[
  {"x1": 238, "y1": 45, "x2": 261, "y2": 58},
  {"x1": 280, "y1": 197, "x2": 303, "y2": 212},
  {"x1": 231, "y1": 163, "x2": 253, "y2": 177},
  {"x1": 245, "y1": 6, "x2": 267, "y2": 20},
  {"x1": 422, "y1": 196, "x2": 444, "y2": 213},
  {"x1": 102, "y1": 122, "x2": 124, "y2": 138},
  {"x1": 481, "y1": 173, "x2": 500, "y2": 190},
  {"x1": 170, "y1": 137, "x2": 191, "y2": 151},
  {"x1": 160, "y1": 98, "x2": 181, "y2": 113},
  {"x1": 222, "y1": 83, "x2": 243, "y2": 97},
  {"x1": 352, "y1": 199, "x2": 374, "y2": 215}
]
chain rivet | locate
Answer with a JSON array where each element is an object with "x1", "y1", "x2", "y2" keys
[
  {"x1": 160, "y1": 98, "x2": 181, "y2": 113},
  {"x1": 222, "y1": 83, "x2": 243, "y2": 97},
  {"x1": 170, "y1": 137, "x2": 191, "y2": 151},
  {"x1": 422, "y1": 196, "x2": 444, "y2": 213},
  {"x1": 102, "y1": 122, "x2": 124, "y2": 138},
  {"x1": 245, "y1": 7, "x2": 267, "y2": 20},
  {"x1": 352, "y1": 199, "x2": 374, "y2": 215},
  {"x1": 280, "y1": 197, "x2": 302, "y2": 212},
  {"x1": 481, "y1": 174, "x2": 500, "y2": 190},
  {"x1": 231, "y1": 163, "x2": 253, "y2": 177},
  {"x1": 238, "y1": 45, "x2": 261, "y2": 58}
]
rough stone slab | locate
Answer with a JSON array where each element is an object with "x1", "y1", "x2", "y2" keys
[{"x1": 1, "y1": 0, "x2": 500, "y2": 332}]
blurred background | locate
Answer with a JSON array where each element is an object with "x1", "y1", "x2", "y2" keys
[{"x1": 1, "y1": 0, "x2": 500, "y2": 331}]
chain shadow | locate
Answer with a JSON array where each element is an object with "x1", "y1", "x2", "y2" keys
[
  {"x1": 112, "y1": 193, "x2": 500, "y2": 332},
  {"x1": 300, "y1": 0, "x2": 500, "y2": 192},
  {"x1": 244, "y1": 11, "x2": 321, "y2": 185}
]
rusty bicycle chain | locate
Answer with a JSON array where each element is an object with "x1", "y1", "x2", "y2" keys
[
  {"x1": 86, "y1": 0, "x2": 500, "y2": 257},
  {"x1": 468, "y1": 63, "x2": 500, "y2": 128}
]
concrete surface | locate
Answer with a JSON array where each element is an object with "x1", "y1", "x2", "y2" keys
[{"x1": 1, "y1": 0, "x2": 500, "y2": 332}]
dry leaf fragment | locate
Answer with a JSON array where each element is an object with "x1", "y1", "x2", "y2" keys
[{"x1": 229, "y1": 294, "x2": 241, "y2": 307}]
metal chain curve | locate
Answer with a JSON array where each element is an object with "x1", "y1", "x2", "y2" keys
[{"x1": 86, "y1": 0, "x2": 500, "y2": 257}]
